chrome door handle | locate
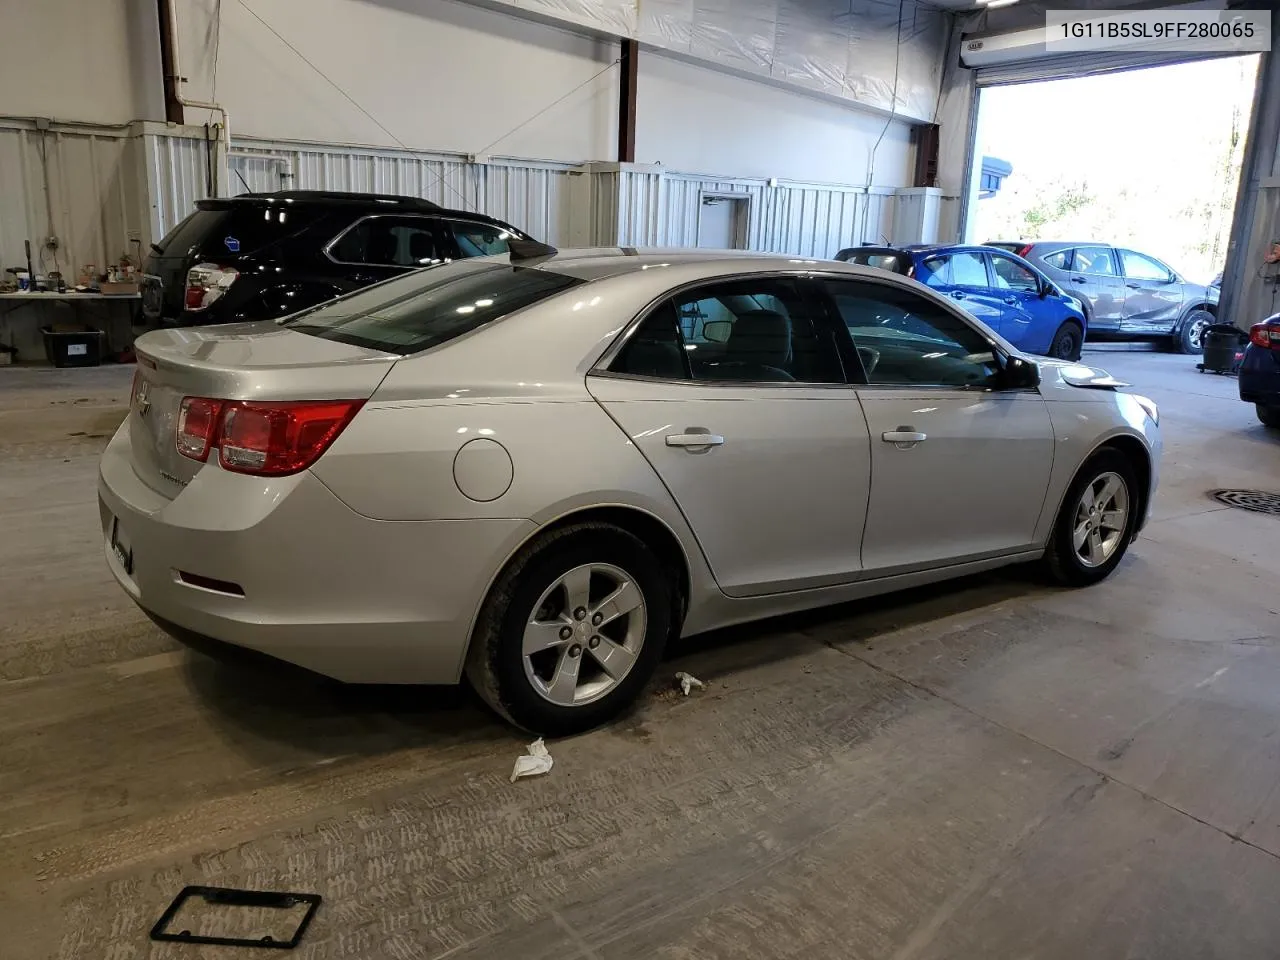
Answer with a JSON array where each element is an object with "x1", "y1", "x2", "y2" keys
[
  {"x1": 882, "y1": 429, "x2": 927, "y2": 446},
  {"x1": 666, "y1": 432, "x2": 725, "y2": 448},
  {"x1": 949, "y1": 291, "x2": 966, "y2": 300},
  {"x1": 1125, "y1": 283, "x2": 1140, "y2": 289},
  {"x1": 1003, "y1": 297, "x2": 1018, "y2": 304}
]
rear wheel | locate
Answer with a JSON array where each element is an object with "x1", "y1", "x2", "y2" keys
[
  {"x1": 465, "y1": 522, "x2": 672, "y2": 735},
  {"x1": 1177, "y1": 309, "x2": 1214, "y2": 354},
  {"x1": 1042, "y1": 450, "x2": 1139, "y2": 587},
  {"x1": 1049, "y1": 321, "x2": 1084, "y2": 361},
  {"x1": 1258, "y1": 404, "x2": 1280, "y2": 429}
]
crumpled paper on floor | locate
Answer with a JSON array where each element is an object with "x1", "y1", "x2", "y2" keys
[
  {"x1": 675, "y1": 672, "x2": 705, "y2": 696},
  {"x1": 510, "y1": 737, "x2": 554, "y2": 782}
]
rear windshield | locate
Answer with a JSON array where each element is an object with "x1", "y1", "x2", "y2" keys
[
  {"x1": 152, "y1": 204, "x2": 319, "y2": 259},
  {"x1": 283, "y1": 263, "x2": 584, "y2": 355}
]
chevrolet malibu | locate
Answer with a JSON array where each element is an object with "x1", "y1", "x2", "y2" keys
[{"x1": 100, "y1": 245, "x2": 1162, "y2": 734}]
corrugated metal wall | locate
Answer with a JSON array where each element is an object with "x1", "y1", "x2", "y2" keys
[
  {"x1": 607, "y1": 167, "x2": 896, "y2": 259},
  {"x1": 0, "y1": 120, "x2": 149, "y2": 280},
  {"x1": 224, "y1": 139, "x2": 575, "y2": 246}
]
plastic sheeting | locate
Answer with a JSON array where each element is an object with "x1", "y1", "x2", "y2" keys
[{"x1": 488, "y1": 0, "x2": 949, "y2": 122}]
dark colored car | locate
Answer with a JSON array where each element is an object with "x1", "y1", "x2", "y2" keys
[
  {"x1": 987, "y1": 241, "x2": 1218, "y2": 354},
  {"x1": 834, "y1": 243, "x2": 1088, "y2": 360},
  {"x1": 1239, "y1": 314, "x2": 1280, "y2": 428},
  {"x1": 141, "y1": 191, "x2": 528, "y2": 326}
]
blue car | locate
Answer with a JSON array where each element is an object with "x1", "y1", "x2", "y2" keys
[
  {"x1": 1239, "y1": 314, "x2": 1280, "y2": 428},
  {"x1": 834, "y1": 244, "x2": 1089, "y2": 360}
]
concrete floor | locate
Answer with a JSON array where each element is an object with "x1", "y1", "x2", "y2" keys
[{"x1": 2, "y1": 350, "x2": 1279, "y2": 959}]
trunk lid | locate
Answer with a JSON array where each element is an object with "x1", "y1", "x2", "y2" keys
[{"x1": 129, "y1": 322, "x2": 396, "y2": 497}]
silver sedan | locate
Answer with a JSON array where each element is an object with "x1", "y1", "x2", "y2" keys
[{"x1": 99, "y1": 247, "x2": 1162, "y2": 734}]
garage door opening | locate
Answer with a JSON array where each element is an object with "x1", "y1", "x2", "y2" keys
[{"x1": 965, "y1": 56, "x2": 1260, "y2": 297}]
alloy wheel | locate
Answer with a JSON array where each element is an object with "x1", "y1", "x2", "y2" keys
[
  {"x1": 1072, "y1": 471, "x2": 1129, "y2": 568},
  {"x1": 1188, "y1": 317, "x2": 1210, "y2": 350},
  {"x1": 522, "y1": 563, "x2": 647, "y2": 706}
]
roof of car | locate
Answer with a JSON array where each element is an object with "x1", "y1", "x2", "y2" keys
[
  {"x1": 522, "y1": 247, "x2": 873, "y2": 281},
  {"x1": 196, "y1": 191, "x2": 517, "y2": 228}
]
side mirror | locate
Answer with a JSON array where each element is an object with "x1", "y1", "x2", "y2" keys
[{"x1": 1000, "y1": 354, "x2": 1041, "y2": 390}]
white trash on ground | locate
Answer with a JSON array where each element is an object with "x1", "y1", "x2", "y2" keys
[
  {"x1": 510, "y1": 737, "x2": 554, "y2": 782},
  {"x1": 675, "y1": 672, "x2": 705, "y2": 696}
]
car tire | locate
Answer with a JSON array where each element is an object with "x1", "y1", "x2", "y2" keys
[
  {"x1": 1049, "y1": 321, "x2": 1084, "y2": 361},
  {"x1": 1176, "y1": 309, "x2": 1214, "y2": 354},
  {"x1": 1042, "y1": 449, "x2": 1140, "y2": 587},
  {"x1": 465, "y1": 522, "x2": 672, "y2": 736},
  {"x1": 1257, "y1": 404, "x2": 1280, "y2": 429}
]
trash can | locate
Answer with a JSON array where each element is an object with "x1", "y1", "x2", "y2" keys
[{"x1": 1199, "y1": 322, "x2": 1246, "y2": 375}]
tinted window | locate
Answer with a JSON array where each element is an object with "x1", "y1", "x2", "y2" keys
[
  {"x1": 612, "y1": 303, "x2": 688, "y2": 380},
  {"x1": 1042, "y1": 249, "x2": 1072, "y2": 270},
  {"x1": 825, "y1": 280, "x2": 999, "y2": 388},
  {"x1": 1120, "y1": 249, "x2": 1170, "y2": 281},
  {"x1": 917, "y1": 257, "x2": 950, "y2": 289},
  {"x1": 449, "y1": 220, "x2": 516, "y2": 257},
  {"x1": 152, "y1": 205, "x2": 318, "y2": 259},
  {"x1": 1075, "y1": 246, "x2": 1117, "y2": 276},
  {"x1": 950, "y1": 252, "x2": 989, "y2": 286},
  {"x1": 284, "y1": 264, "x2": 583, "y2": 355},
  {"x1": 329, "y1": 216, "x2": 450, "y2": 267},
  {"x1": 613, "y1": 278, "x2": 842, "y2": 384},
  {"x1": 990, "y1": 254, "x2": 1040, "y2": 292}
]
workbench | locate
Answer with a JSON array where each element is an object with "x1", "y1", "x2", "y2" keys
[{"x1": 0, "y1": 291, "x2": 142, "y2": 363}]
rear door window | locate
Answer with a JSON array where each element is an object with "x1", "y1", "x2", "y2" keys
[
  {"x1": 1075, "y1": 246, "x2": 1117, "y2": 276},
  {"x1": 916, "y1": 257, "x2": 950, "y2": 289},
  {"x1": 328, "y1": 216, "x2": 451, "y2": 267},
  {"x1": 949, "y1": 252, "x2": 990, "y2": 287},
  {"x1": 283, "y1": 264, "x2": 583, "y2": 355}
]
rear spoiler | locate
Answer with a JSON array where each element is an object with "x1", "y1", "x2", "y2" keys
[{"x1": 833, "y1": 246, "x2": 913, "y2": 277}]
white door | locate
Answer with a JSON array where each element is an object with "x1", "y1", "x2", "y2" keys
[
  {"x1": 588, "y1": 275, "x2": 870, "y2": 597},
  {"x1": 696, "y1": 197, "x2": 743, "y2": 249},
  {"x1": 819, "y1": 277, "x2": 1054, "y2": 574}
]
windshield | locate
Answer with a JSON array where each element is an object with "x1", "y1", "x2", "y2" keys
[{"x1": 284, "y1": 263, "x2": 585, "y2": 355}]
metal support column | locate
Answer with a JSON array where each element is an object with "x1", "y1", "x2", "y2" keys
[
  {"x1": 1220, "y1": 13, "x2": 1280, "y2": 329},
  {"x1": 618, "y1": 39, "x2": 639, "y2": 164}
]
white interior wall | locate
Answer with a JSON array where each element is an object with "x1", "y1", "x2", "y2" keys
[
  {"x1": 0, "y1": 0, "x2": 163, "y2": 124},
  {"x1": 636, "y1": 52, "x2": 914, "y2": 186},
  {"x1": 173, "y1": 0, "x2": 618, "y2": 164}
]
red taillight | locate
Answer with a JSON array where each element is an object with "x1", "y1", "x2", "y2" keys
[
  {"x1": 1018, "y1": 245, "x2": 1033, "y2": 257},
  {"x1": 184, "y1": 262, "x2": 238, "y2": 311},
  {"x1": 175, "y1": 398, "x2": 363, "y2": 475},
  {"x1": 177, "y1": 397, "x2": 223, "y2": 461},
  {"x1": 1249, "y1": 323, "x2": 1280, "y2": 350}
]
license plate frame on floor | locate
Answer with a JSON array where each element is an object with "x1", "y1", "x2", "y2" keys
[
  {"x1": 149, "y1": 885, "x2": 322, "y2": 950},
  {"x1": 109, "y1": 515, "x2": 133, "y2": 576}
]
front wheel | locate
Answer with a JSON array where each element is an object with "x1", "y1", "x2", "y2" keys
[
  {"x1": 1177, "y1": 309, "x2": 1214, "y2": 355},
  {"x1": 1042, "y1": 450, "x2": 1140, "y2": 587},
  {"x1": 1049, "y1": 321, "x2": 1084, "y2": 361},
  {"x1": 1258, "y1": 404, "x2": 1280, "y2": 429},
  {"x1": 465, "y1": 522, "x2": 672, "y2": 735}
]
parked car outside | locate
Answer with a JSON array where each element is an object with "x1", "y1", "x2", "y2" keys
[
  {"x1": 834, "y1": 243, "x2": 1088, "y2": 360},
  {"x1": 141, "y1": 190, "x2": 528, "y2": 327},
  {"x1": 987, "y1": 241, "x2": 1218, "y2": 354},
  {"x1": 1239, "y1": 313, "x2": 1280, "y2": 428},
  {"x1": 101, "y1": 247, "x2": 1161, "y2": 734}
]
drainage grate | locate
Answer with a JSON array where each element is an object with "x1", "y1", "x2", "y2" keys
[{"x1": 1210, "y1": 489, "x2": 1280, "y2": 517}]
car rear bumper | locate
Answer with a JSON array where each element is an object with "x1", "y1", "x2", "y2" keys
[
  {"x1": 98, "y1": 423, "x2": 534, "y2": 683},
  {"x1": 1239, "y1": 345, "x2": 1280, "y2": 405}
]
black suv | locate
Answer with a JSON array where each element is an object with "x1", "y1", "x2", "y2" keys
[{"x1": 142, "y1": 191, "x2": 529, "y2": 326}]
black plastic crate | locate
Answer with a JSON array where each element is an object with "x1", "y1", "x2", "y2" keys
[{"x1": 41, "y1": 327, "x2": 105, "y2": 368}]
